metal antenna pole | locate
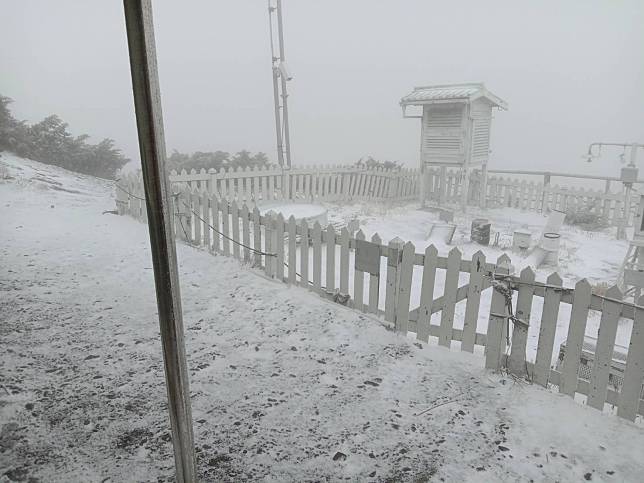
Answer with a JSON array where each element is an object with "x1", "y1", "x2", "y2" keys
[
  {"x1": 276, "y1": 0, "x2": 292, "y2": 168},
  {"x1": 268, "y1": 1, "x2": 285, "y2": 167},
  {"x1": 122, "y1": 1, "x2": 196, "y2": 481}
]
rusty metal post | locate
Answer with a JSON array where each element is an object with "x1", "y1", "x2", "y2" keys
[{"x1": 122, "y1": 1, "x2": 196, "y2": 481}]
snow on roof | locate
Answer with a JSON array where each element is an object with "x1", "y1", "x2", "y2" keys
[{"x1": 400, "y1": 82, "x2": 508, "y2": 110}]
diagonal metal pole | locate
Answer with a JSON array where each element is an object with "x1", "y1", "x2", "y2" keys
[{"x1": 122, "y1": 1, "x2": 196, "y2": 481}]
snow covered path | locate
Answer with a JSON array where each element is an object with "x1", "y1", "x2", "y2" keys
[{"x1": 1, "y1": 155, "x2": 643, "y2": 482}]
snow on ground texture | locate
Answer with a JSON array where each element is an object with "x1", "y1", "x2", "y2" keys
[{"x1": 1, "y1": 153, "x2": 643, "y2": 482}]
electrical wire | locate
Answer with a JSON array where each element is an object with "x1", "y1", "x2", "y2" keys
[{"x1": 181, "y1": 200, "x2": 276, "y2": 257}]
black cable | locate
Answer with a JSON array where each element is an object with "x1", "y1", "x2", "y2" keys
[{"x1": 180, "y1": 200, "x2": 276, "y2": 258}]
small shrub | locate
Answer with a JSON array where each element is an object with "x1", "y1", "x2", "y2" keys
[{"x1": 564, "y1": 210, "x2": 608, "y2": 231}]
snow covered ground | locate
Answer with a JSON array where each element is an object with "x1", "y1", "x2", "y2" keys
[
  {"x1": 324, "y1": 198, "x2": 632, "y2": 363},
  {"x1": 1, "y1": 153, "x2": 643, "y2": 482}
]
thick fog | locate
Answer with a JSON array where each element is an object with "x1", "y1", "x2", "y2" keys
[{"x1": 2, "y1": 0, "x2": 643, "y2": 175}]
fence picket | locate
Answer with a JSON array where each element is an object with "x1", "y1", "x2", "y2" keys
[
  {"x1": 462, "y1": 251, "x2": 485, "y2": 352},
  {"x1": 287, "y1": 216, "x2": 297, "y2": 284},
  {"x1": 588, "y1": 286, "x2": 622, "y2": 410},
  {"x1": 212, "y1": 197, "x2": 220, "y2": 253},
  {"x1": 385, "y1": 238, "x2": 404, "y2": 324},
  {"x1": 264, "y1": 214, "x2": 273, "y2": 277},
  {"x1": 559, "y1": 279, "x2": 592, "y2": 396},
  {"x1": 395, "y1": 241, "x2": 415, "y2": 335},
  {"x1": 326, "y1": 225, "x2": 336, "y2": 293},
  {"x1": 485, "y1": 255, "x2": 510, "y2": 369},
  {"x1": 275, "y1": 214, "x2": 285, "y2": 282},
  {"x1": 439, "y1": 248, "x2": 461, "y2": 348},
  {"x1": 300, "y1": 219, "x2": 310, "y2": 289},
  {"x1": 508, "y1": 267, "x2": 535, "y2": 375},
  {"x1": 339, "y1": 228, "x2": 350, "y2": 294},
  {"x1": 202, "y1": 190, "x2": 211, "y2": 251},
  {"x1": 252, "y1": 206, "x2": 261, "y2": 267},
  {"x1": 241, "y1": 204, "x2": 250, "y2": 262},
  {"x1": 221, "y1": 200, "x2": 230, "y2": 256},
  {"x1": 312, "y1": 222, "x2": 322, "y2": 293},
  {"x1": 353, "y1": 230, "x2": 366, "y2": 311},
  {"x1": 231, "y1": 200, "x2": 240, "y2": 259},
  {"x1": 191, "y1": 189, "x2": 201, "y2": 245},
  {"x1": 617, "y1": 294, "x2": 644, "y2": 420},
  {"x1": 534, "y1": 273, "x2": 563, "y2": 387},
  {"x1": 417, "y1": 245, "x2": 437, "y2": 342},
  {"x1": 368, "y1": 233, "x2": 382, "y2": 314}
]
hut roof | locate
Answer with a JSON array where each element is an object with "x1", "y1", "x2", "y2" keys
[{"x1": 400, "y1": 82, "x2": 507, "y2": 110}]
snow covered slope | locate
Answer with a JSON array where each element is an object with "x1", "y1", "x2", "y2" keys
[{"x1": 1, "y1": 153, "x2": 643, "y2": 482}]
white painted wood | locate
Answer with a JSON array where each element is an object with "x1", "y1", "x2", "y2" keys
[
  {"x1": 588, "y1": 286, "x2": 623, "y2": 410},
  {"x1": 275, "y1": 214, "x2": 285, "y2": 282},
  {"x1": 202, "y1": 190, "x2": 211, "y2": 251},
  {"x1": 559, "y1": 279, "x2": 592, "y2": 396},
  {"x1": 339, "y1": 228, "x2": 350, "y2": 294},
  {"x1": 618, "y1": 294, "x2": 644, "y2": 420},
  {"x1": 312, "y1": 222, "x2": 322, "y2": 293},
  {"x1": 287, "y1": 215, "x2": 297, "y2": 284},
  {"x1": 534, "y1": 273, "x2": 563, "y2": 387},
  {"x1": 252, "y1": 206, "x2": 261, "y2": 267},
  {"x1": 417, "y1": 245, "x2": 437, "y2": 342},
  {"x1": 353, "y1": 230, "x2": 366, "y2": 311},
  {"x1": 395, "y1": 241, "x2": 415, "y2": 335},
  {"x1": 462, "y1": 250, "x2": 485, "y2": 352},
  {"x1": 485, "y1": 255, "x2": 510, "y2": 369},
  {"x1": 241, "y1": 203, "x2": 250, "y2": 262},
  {"x1": 231, "y1": 200, "x2": 240, "y2": 259},
  {"x1": 221, "y1": 200, "x2": 230, "y2": 256},
  {"x1": 368, "y1": 233, "x2": 382, "y2": 314},
  {"x1": 300, "y1": 219, "x2": 310, "y2": 289},
  {"x1": 264, "y1": 214, "x2": 273, "y2": 277},
  {"x1": 211, "y1": 196, "x2": 220, "y2": 253},
  {"x1": 439, "y1": 247, "x2": 461, "y2": 347},
  {"x1": 326, "y1": 225, "x2": 336, "y2": 293},
  {"x1": 191, "y1": 190, "x2": 201, "y2": 245},
  {"x1": 385, "y1": 238, "x2": 404, "y2": 324},
  {"x1": 508, "y1": 267, "x2": 536, "y2": 375}
]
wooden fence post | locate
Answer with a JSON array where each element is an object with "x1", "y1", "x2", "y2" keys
[
  {"x1": 541, "y1": 172, "x2": 551, "y2": 213},
  {"x1": 394, "y1": 241, "x2": 415, "y2": 335},
  {"x1": 533, "y1": 273, "x2": 563, "y2": 387},
  {"x1": 507, "y1": 267, "x2": 535, "y2": 376},
  {"x1": 176, "y1": 188, "x2": 191, "y2": 242},
  {"x1": 385, "y1": 237, "x2": 404, "y2": 325},
  {"x1": 617, "y1": 294, "x2": 644, "y2": 421},
  {"x1": 368, "y1": 233, "x2": 382, "y2": 314},
  {"x1": 264, "y1": 214, "x2": 274, "y2": 278},
  {"x1": 485, "y1": 254, "x2": 511, "y2": 370}
]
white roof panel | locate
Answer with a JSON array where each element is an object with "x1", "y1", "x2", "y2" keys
[{"x1": 400, "y1": 82, "x2": 507, "y2": 110}]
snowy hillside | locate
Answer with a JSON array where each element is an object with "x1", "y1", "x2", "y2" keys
[{"x1": 1, "y1": 153, "x2": 643, "y2": 482}]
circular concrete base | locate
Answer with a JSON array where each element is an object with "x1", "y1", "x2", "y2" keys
[{"x1": 258, "y1": 201, "x2": 328, "y2": 227}]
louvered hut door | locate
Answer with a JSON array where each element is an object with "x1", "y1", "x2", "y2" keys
[{"x1": 422, "y1": 104, "x2": 465, "y2": 202}]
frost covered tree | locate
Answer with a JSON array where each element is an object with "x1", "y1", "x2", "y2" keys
[{"x1": 0, "y1": 94, "x2": 129, "y2": 179}]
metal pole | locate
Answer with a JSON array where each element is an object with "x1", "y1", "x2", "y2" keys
[
  {"x1": 268, "y1": 2, "x2": 284, "y2": 167},
  {"x1": 122, "y1": 2, "x2": 196, "y2": 481},
  {"x1": 271, "y1": 64, "x2": 285, "y2": 167},
  {"x1": 276, "y1": 0, "x2": 292, "y2": 168}
]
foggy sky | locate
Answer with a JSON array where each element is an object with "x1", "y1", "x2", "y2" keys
[{"x1": 2, "y1": 0, "x2": 643, "y2": 176}]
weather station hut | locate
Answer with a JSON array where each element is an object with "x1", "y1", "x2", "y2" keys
[{"x1": 400, "y1": 83, "x2": 507, "y2": 210}]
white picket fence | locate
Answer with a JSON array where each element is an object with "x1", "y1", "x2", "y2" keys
[
  {"x1": 427, "y1": 167, "x2": 638, "y2": 228},
  {"x1": 168, "y1": 164, "x2": 420, "y2": 204},
  {"x1": 167, "y1": 164, "x2": 638, "y2": 231},
  {"x1": 115, "y1": 176, "x2": 644, "y2": 423}
]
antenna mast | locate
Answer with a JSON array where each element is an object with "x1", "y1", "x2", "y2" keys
[{"x1": 268, "y1": 0, "x2": 292, "y2": 168}]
